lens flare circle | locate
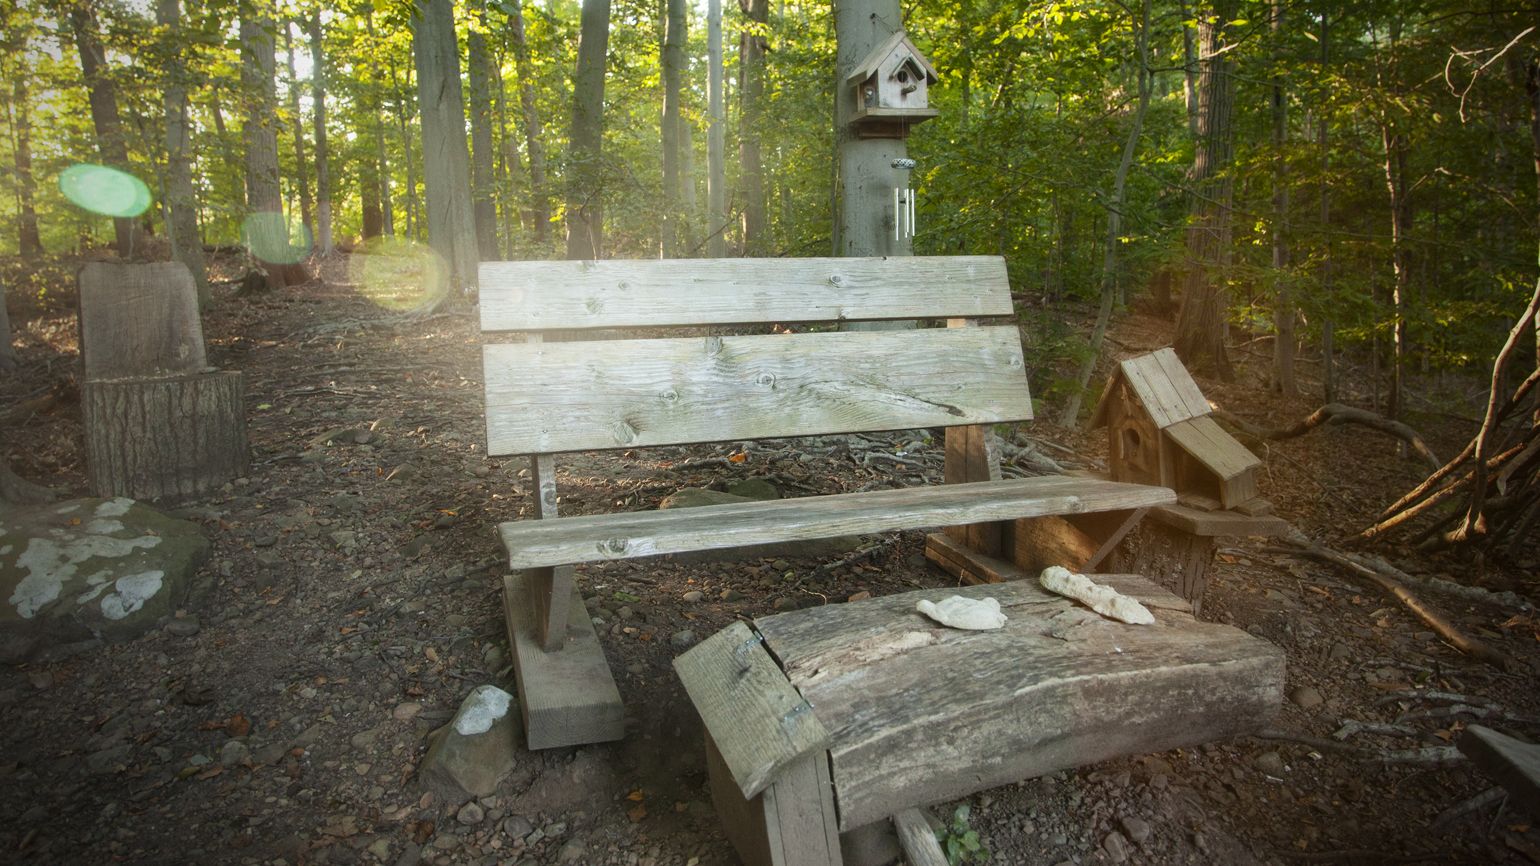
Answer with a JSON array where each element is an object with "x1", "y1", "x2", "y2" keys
[
  {"x1": 348, "y1": 237, "x2": 448, "y2": 312},
  {"x1": 58, "y1": 164, "x2": 152, "y2": 218},
  {"x1": 241, "y1": 212, "x2": 312, "y2": 264}
]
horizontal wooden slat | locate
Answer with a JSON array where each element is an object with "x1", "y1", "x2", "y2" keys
[
  {"x1": 479, "y1": 256, "x2": 1012, "y2": 331},
  {"x1": 754, "y1": 577, "x2": 1284, "y2": 829},
  {"x1": 498, "y1": 476, "x2": 1175, "y2": 569},
  {"x1": 483, "y1": 326, "x2": 1032, "y2": 456}
]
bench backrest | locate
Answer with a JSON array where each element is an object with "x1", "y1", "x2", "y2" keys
[{"x1": 479, "y1": 256, "x2": 1031, "y2": 457}]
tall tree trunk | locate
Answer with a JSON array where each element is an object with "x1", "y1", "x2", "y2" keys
[
  {"x1": 738, "y1": 0, "x2": 769, "y2": 254},
  {"x1": 309, "y1": 9, "x2": 332, "y2": 255},
  {"x1": 493, "y1": 51, "x2": 523, "y2": 257},
  {"x1": 68, "y1": 0, "x2": 134, "y2": 257},
  {"x1": 467, "y1": 0, "x2": 500, "y2": 260},
  {"x1": 412, "y1": 0, "x2": 481, "y2": 298},
  {"x1": 565, "y1": 0, "x2": 611, "y2": 260},
  {"x1": 1178, "y1": 0, "x2": 1199, "y2": 139},
  {"x1": 157, "y1": 0, "x2": 208, "y2": 303},
  {"x1": 1319, "y1": 13, "x2": 1335, "y2": 403},
  {"x1": 1059, "y1": 0, "x2": 1151, "y2": 426},
  {"x1": 365, "y1": 9, "x2": 393, "y2": 238},
  {"x1": 661, "y1": 0, "x2": 686, "y2": 257},
  {"x1": 394, "y1": 63, "x2": 419, "y2": 239},
  {"x1": 508, "y1": 0, "x2": 548, "y2": 244},
  {"x1": 1172, "y1": 0, "x2": 1237, "y2": 380},
  {"x1": 13, "y1": 77, "x2": 43, "y2": 260},
  {"x1": 1382, "y1": 124, "x2": 1410, "y2": 420},
  {"x1": 706, "y1": 0, "x2": 727, "y2": 257},
  {"x1": 284, "y1": 25, "x2": 314, "y2": 239},
  {"x1": 241, "y1": 5, "x2": 306, "y2": 288},
  {"x1": 1270, "y1": 0, "x2": 1295, "y2": 394}
]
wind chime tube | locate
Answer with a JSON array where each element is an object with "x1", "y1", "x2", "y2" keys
[
  {"x1": 893, "y1": 187, "x2": 903, "y2": 242},
  {"x1": 908, "y1": 188, "x2": 916, "y2": 239}
]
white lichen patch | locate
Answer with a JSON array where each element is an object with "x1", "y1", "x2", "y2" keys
[
  {"x1": 85, "y1": 519, "x2": 125, "y2": 535},
  {"x1": 95, "y1": 498, "x2": 135, "y2": 518},
  {"x1": 9, "y1": 533, "x2": 163, "y2": 619},
  {"x1": 76, "y1": 572, "x2": 114, "y2": 606},
  {"x1": 52, "y1": 503, "x2": 81, "y2": 515},
  {"x1": 100, "y1": 571, "x2": 164, "y2": 620},
  {"x1": 0, "y1": 544, "x2": 11, "y2": 556},
  {"x1": 454, "y1": 685, "x2": 513, "y2": 736}
]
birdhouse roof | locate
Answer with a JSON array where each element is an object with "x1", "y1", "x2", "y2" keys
[
  {"x1": 1088, "y1": 348, "x2": 1212, "y2": 430},
  {"x1": 1163, "y1": 416, "x2": 1262, "y2": 481},
  {"x1": 845, "y1": 30, "x2": 940, "y2": 87}
]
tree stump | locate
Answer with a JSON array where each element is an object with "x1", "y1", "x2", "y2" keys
[{"x1": 82, "y1": 371, "x2": 247, "y2": 501}]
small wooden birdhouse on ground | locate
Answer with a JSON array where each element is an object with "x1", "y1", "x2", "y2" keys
[
  {"x1": 847, "y1": 30, "x2": 939, "y2": 136},
  {"x1": 1090, "y1": 348, "x2": 1263, "y2": 510}
]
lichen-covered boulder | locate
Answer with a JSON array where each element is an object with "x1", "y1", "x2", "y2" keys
[{"x1": 0, "y1": 497, "x2": 211, "y2": 662}]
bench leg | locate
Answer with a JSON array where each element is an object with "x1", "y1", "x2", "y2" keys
[
  {"x1": 706, "y1": 733, "x2": 843, "y2": 866},
  {"x1": 526, "y1": 564, "x2": 575, "y2": 652},
  {"x1": 503, "y1": 573, "x2": 624, "y2": 749}
]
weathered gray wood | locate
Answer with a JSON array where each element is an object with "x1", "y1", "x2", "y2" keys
[
  {"x1": 498, "y1": 476, "x2": 1175, "y2": 569},
  {"x1": 1164, "y1": 416, "x2": 1260, "y2": 480},
  {"x1": 1146, "y1": 502, "x2": 1289, "y2": 537},
  {"x1": 706, "y1": 732, "x2": 843, "y2": 866},
  {"x1": 483, "y1": 326, "x2": 1032, "y2": 455},
  {"x1": 1118, "y1": 349, "x2": 1209, "y2": 429},
  {"x1": 504, "y1": 573, "x2": 624, "y2": 749},
  {"x1": 753, "y1": 577, "x2": 1283, "y2": 830},
  {"x1": 675, "y1": 621, "x2": 829, "y2": 800},
  {"x1": 78, "y1": 262, "x2": 208, "y2": 380},
  {"x1": 1460, "y1": 725, "x2": 1540, "y2": 819},
  {"x1": 526, "y1": 451, "x2": 574, "y2": 651},
  {"x1": 478, "y1": 256, "x2": 1011, "y2": 331},
  {"x1": 892, "y1": 810, "x2": 947, "y2": 866},
  {"x1": 82, "y1": 371, "x2": 248, "y2": 501}
]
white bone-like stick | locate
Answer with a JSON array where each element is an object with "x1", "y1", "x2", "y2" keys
[{"x1": 1039, "y1": 566, "x2": 1155, "y2": 625}]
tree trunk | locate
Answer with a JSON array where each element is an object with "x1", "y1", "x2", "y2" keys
[
  {"x1": 1059, "y1": 0, "x2": 1151, "y2": 427},
  {"x1": 365, "y1": 10, "x2": 393, "y2": 238},
  {"x1": 0, "y1": 290, "x2": 16, "y2": 373},
  {"x1": 67, "y1": 0, "x2": 134, "y2": 257},
  {"x1": 83, "y1": 372, "x2": 249, "y2": 501},
  {"x1": 834, "y1": 0, "x2": 912, "y2": 261},
  {"x1": 565, "y1": 0, "x2": 611, "y2": 260},
  {"x1": 13, "y1": 77, "x2": 43, "y2": 260},
  {"x1": 738, "y1": 0, "x2": 769, "y2": 254},
  {"x1": 157, "y1": 0, "x2": 209, "y2": 305},
  {"x1": 1178, "y1": 0, "x2": 1199, "y2": 139},
  {"x1": 1172, "y1": 0, "x2": 1237, "y2": 380},
  {"x1": 309, "y1": 9, "x2": 333, "y2": 255},
  {"x1": 284, "y1": 26, "x2": 314, "y2": 239},
  {"x1": 661, "y1": 0, "x2": 686, "y2": 257},
  {"x1": 1319, "y1": 14, "x2": 1335, "y2": 404},
  {"x1": 706, "y1": 0, "x2": 727, "y2": 257},
  {"x1": 413, "y1": 0, "x2": 481, "y2": 298},
  {"x1": 1270, "y1": 0, "x2": 1294, "y2": 394},
  {"x1": 508, "y1": 0, "x2": 548, "y2": 244},
  {"x1": 1382, "y1": 123, "x2": 1410, "y2": 421},
  {"x1": 241, "y1": 6, "x2": 306, "y2": 288},
  {"x1": 467, "y1": 0, "x2": 500, "y2": 260}
]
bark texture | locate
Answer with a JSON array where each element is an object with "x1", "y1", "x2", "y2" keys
[
  {"x1": 309, "y1": 10, "x2": 332, "y2": 254},
  {"x1": 467, "y1": 0, "x2": 500, "y2": 260},
  {"x1": 68, "y1": 0, "x2": 134, "y2": 257},
  {"x1": 158, "y1": 0, "x2": 208, "y2": 303},
  {"x1": 413, "y1": 0, "x2": 480, "y2": 298},
  {"x1": 83, "y1": 372, "x2": 249, "y2": 501},
  {"x1": 738, "y1": 0, "x2": 768, "y2": 253},
  {"x1": 565, "y1": 0, "x2": 611, "y2": 259}
]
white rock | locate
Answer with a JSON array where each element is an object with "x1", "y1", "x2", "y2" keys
[
  {"x1": 915, "y1": 595, "x2": 1007, "y2": 630},
  {"x1": 454, "y1": 685, "x2": 512, "y2": 736}
]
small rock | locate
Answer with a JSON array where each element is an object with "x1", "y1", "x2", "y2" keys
[
  {"x1": 394, "y1": 702, "x2": 423, "y2": 722},
  {"x1": 681, "y1": 590, "x2": 704, "y2": 603},
  {"x1": 1120, "y1": 816, "x2": 1150, "y2": 844},
  {"x1": 1103, "y1": 830, "x2": 1129, "y2": 864},
  {"x1": 1253, "y1": 751, "x2": 1286, "y2": 776},
  {"x1": 670, "y1": 629, "x2": 696, "y2": 647},
  {"x1": 556, "y1": 839, "x2": 587, "y2": 863},
  {"x1": 418, "y1": 685, "x2": 518, "y2": 800},
  {"x1": 456, "y1": 802, "x2": 485, "y2": 825},
  {"x1": 482, "y1": 645, "x2": 506, "y2": 671},
  {"x1": 367, "y1": 838, "x2": 392, "y2": 860},
  {"x1": 1289, "y1": 686, "x2": 1324, "y2": 711},
  {"x1": 719, "y1": 588, "x2": 744, "y2": 602},
  {"x1": 87, "y1": 745, "x2": 131, "y2": 774},
  {"x1": 502, "y1": 816, "x2": 533, "y2": 839},
  {"x1": 772, "y1": 597, "x2": 795, "y2": 611},
  {"x1": 27, "y1": 670, "x2": 53, "y2": 690},
  {"x1": 164, "y1": 616, "x2": 201, "y2": 637},
  {"x1": 220, "y1": 740, "x2": 250, "y2": 767},
  {"x1": 847, "y1": 591, "x2": 872, "y2": 603}
]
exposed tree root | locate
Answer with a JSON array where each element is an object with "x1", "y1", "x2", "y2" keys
[
  {"x1": 1213, "y1": 403, "x2": 1440, "y2": 469},
  {"x1": 1, "y1": 460, "x2": 56, "y2": 505}
]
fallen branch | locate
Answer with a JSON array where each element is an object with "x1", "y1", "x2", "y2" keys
[
  {"x1": 1254, "y1": 729, "x2": 1466, "y2": 765},
  {"x1": 1268, "y1": 530, "x2": 1515, "y2": 671},
  {"x1": 1431, "y1": 787, "x2": 1505, "y2": 833},
  {"x1": 1214, "y1": 403, "x2": 1440, "y2": 469},
  {"x1": 1332, "y1": 720, "x2": 1417, "y2": 741}
]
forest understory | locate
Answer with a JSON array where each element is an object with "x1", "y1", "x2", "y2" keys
[{"x1": 2, "y1": 251, "x2": 1539, "y2": 866}]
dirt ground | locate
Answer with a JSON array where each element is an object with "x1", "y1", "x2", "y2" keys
[{"x1": 2, "y1": 251, "x2": 1538, "y2": 866}]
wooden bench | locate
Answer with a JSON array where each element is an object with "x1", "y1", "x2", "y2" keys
[
  {"x1": 674, "y1": 571, "x2": 1286, "y2": 866},
  {"x1": 477, "y1": 256, "x2": 1177, "y2": 749}
]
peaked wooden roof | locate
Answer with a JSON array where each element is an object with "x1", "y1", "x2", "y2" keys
[
  {"x1": 1089, "y1": 348, "x2": 1212, "y2": 430},
  {"x1": 845, "y1": 30, "x2": 940, "y2": 86},
  {"x1": 1164, "y1": 416, "x2": 1261, "y2": 481}
]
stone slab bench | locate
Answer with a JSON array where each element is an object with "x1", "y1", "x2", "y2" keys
[
  {"x1": 675, "y1": 573, "x2": 1285, "y2": 866},
  {"x1": 478, "y1": 255, "x2": 1176, "y2": 749}
]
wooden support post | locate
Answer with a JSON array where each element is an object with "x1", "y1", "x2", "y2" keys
[
  {"x1": 938, "y1": 316, "x2": 1007, "y2": 557},
  {"x1": 706, "y1": 732, "x2": 843, "y2": 866},
  {"x1": 527, "y1": 452, "x2": 574, "y2": 651}
]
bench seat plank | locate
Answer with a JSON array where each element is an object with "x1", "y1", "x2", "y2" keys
[
  {"x1": 484, "y1": 326, "x2": 1032, "y2": 456},
  {"x1": 753, "y1": 576, "x2": 1284, "y2": 830},
  {"x1": 498, "y1": 476, "x2": 1176, "y2": 570},
  {"x1": 479, "y1": 255, "x2": 1013, "y2": 331}
]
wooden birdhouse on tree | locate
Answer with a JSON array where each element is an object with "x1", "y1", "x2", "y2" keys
[
  {"x1": 1090, "y1": 349, "x2": 1263, "y2": 511},
  {"x1": 847, "y1": 30, "x2": 940, "y2": 137}
]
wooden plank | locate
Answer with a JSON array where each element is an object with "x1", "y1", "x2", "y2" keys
[
  {"x1": 503, "y1": 573, "x2": 625, "y2": 749},
  {"x1": 1118, "y1": 356, "x2": 1178, "y2": 429},
  {"x1": 1460, "y1": 725, "x2": 1540, "y2": 819},
  {"x1": 1164, "y1": 417, "x2": 1260, "y2": 480},
  {"x1": 754, "y1": 577, "x2": 1281, "y2": 830},
  {"x1": 924, "y1": 532, "x2": 1017, "y2": 586},
  {"x1": 674, "y1": 622, "x2": 830, "y2": 800},
  {"x1": 1146, "y1": 503, "x2": 1289, "y2": 538},
  {"x1": 892, "y1": 810, "x2": 947, "y2": 866},
  {"x1": 78, "y1": 261, "x2": 208, "y2": 381},
  {"x1": 1150, "y1": 347, "x2": 1212, "y2": 420},
  {"x1": 479, "y1": 256, "x2": 1011, "y2": 331},
  {"x1": 706, "y1": 733, "x2": 844, "y2": 866},
  {"x1": 483, "y1": 326, "x2": 1033, "y2": 456},
  {"x1": 497, "y1": 476, "x2": 1176, "y2": 569}
]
